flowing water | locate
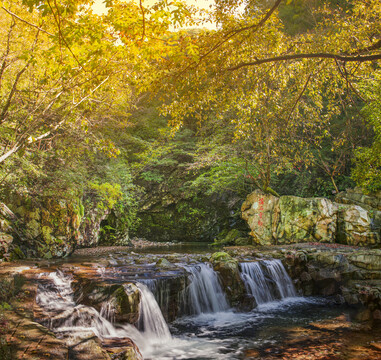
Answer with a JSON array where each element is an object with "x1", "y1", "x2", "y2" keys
[
  {"x1": 136, "y1": 282, "x2": 172, "y2": 340},
  {"x1": 34, "y1": 254, "x2": 355, "y2": 359},
  {"x1": 181, "y1": 263, "x2": 229, "y2": 315},
  {"x1": 240, "y1": 260, "x2": 297, "y2": 305}
]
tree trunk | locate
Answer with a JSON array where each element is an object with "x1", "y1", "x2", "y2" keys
[{"x1": 330, "y1": 175, "x2": 339, "y2": 194}]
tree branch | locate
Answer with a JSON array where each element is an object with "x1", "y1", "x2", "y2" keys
[
  {"x1": 228, "y1": 52, "x2": 381, "y2": 71},
  {"x1": 356, "y1": 39, "x2": 381, "y2": 54},
  {"x1": 0, "y1": 19, "x2": 15, "y2": 91},
  {"x1": 0, "y1": 74, "x2": 110, "y2": 164},
  {"x1": 1, "y1": 6, "x2": 53, "y2": 36},
  {"x1": 285, "y1": 73, "x2": 312, "y2": 125},
  {"x1": 46, "y1": 0, "x2": 86, "y2": 72},
  {"x1": 139, "y1": 0, "x2": 146, "y2": 42},
  {"x1": 181, "y1": 0, "x2": 283, "y2": 74},
  {"x1": 0, "y1": 29, "x2": 40, "y2": 123}
]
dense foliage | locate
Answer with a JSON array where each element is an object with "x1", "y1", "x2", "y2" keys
[{"x1": 0, "y1": 0, "x2": 379, "y2": 245}]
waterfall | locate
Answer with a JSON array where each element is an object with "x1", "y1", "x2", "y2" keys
[
  {"x1": 136, "y1": 282, "x2": 172, "y2": 340},
  {"x1": 139, "y1": 278, "x2": 173, "y2": 320},
  {"x1": 240, "y1": 262, "x2": 275, "y2": 304},
  {"x1": 262, "y1": 259, "x2": 297, "y2": 299},
  {"x1": 36, "y1": 271, "x2": 140, "y2": 339},
  {"x1": 100, "y1": 299, "x2": 116, "y2": 324},
  {"x1": 35, "y1": 270, "x2": 171, "y2": 352},
  {"x1": 181, "y1": 263, "x2": 229, "y2": 315},
  {"x1": 240, "y1": 259, "x2": 297, "y2": 305}
]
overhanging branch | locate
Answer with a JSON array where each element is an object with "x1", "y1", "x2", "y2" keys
[
  {"x1": 198, "y1": 0, "x2": 283, "y2": 62},
  {"x1": 179, "y1": 0, "x2": 283, "y2": 75},
  {"x1": 228, "y1": 52, "x2": 381, "y2": 71},
  {"x1": 1, "y1": 6, "x2": 53, "y2": 36}
]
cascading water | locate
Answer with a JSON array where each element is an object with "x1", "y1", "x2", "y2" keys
[
  {"x1": 139, "y1": 278, "x2": 174, "y2": 321},
  {"x1": 36, "y1": 271, "x2": 141, "y2": 339},
  {"x1": 181, "y1": 263, "x2": 229, "y2": 315},
  {"x1": 35, "y1": 270, "x2": 171, "y2": 358},
  {"x1": 240, "y1": 259, "x2": 297, "y2": 305},
  {"x1": 32, "y1": 257, "x2": 341, "y2": 360},
  {"x1": 100, "y1": 299, "x2": 116, "y2": 324},
  {"x1": 240, "y1": 262, "x2": 275, "y2": 304},
  {"x1": 262, "y1": 259, "x2": 297, "y2": 299},
  {"x1": 136, "y1": 282, "x2": 171, "y2": 340}
]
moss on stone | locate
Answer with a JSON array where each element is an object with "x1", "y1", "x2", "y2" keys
[
  {"x1": 156, "y1": 258, "x2": 172, "y2": 268},
  {"x1": 10, "y1": 246, "x2": 25, "y2": 260},
  {"x1": 41, "y1": 226, "x2": 53, "y2": 242},
  {"x1": 210, "y1": 251, "x2": 233, "y2": 263},
  {"x1": 212, "y1": 229, "x2": 251, "y2": 247}
]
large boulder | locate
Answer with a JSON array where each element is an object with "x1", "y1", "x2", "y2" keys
[
  {"x1": 348, "y1": 251, "x2": 381, "y2": 271},
  {"x1": 336, "y1": 204, "x2": 380, "y2": 246},
  {"x1": 241, "y1": 191, "x2": 337, "y2": 245},
  {"x1": 0, "y1": 190, "x2": 126, "y2": 260},
  {"x1": 276, "y1": 196, "x2": 337, "y2": 244},
  {"x1": 0, "y1": 203, "x2": 21, "y2": 259},
  {"x1": 335, "y1": 187, "x2": 381, "y2": 212},
  {"x1": 72, "y1": 279, "x2": 141, "y2": 324},
  {"x1": 241, "y1": 190, "x2": 280, "y2": 245},
  {"x1": 78, "y1": 194, "x2": 110, "y2": 248},
  {"x1": 241, "y1": 189, "x2": 380, "y2": 247},
  {"x1": 335, "y1": 188, "x2": 381, "y2": 247},
  {"x1": 0, "y1": 211, "x2": 14, "y2": 259}
]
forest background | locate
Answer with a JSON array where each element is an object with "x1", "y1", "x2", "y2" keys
[{"x1": 0, "y1": 0, "x2": 380, "y2": 247}]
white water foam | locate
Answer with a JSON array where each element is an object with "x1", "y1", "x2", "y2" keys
[
  {"x1": 240, "y1": 259, "x2": 297, "y2": 306},
  {"x1": 35, "y1": 270, "x2": 173, "y2": 357},
  {"x1": 181, "y1": 263, "x2": 230, "y2": 315}
]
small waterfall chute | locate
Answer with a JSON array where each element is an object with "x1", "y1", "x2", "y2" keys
[
  {"x1": 100, "y1": 300, "x2": 116, "y2": 324},
  {"x1": 262, "y1": 259, "x2": 297, "y2": 299},
  {"x1": 136, "y1": 282, "x2": 172, "y2": 340},
  {"x1": 139, "y1": 278, "x2": 173, "y2": 320},
  {"x1": 240, "y1": 259, "x2": 297, "y2": 305},
  {"x1": 181, "y1": 263, "x2": 229, "y2": 315},
  {"x1": 35, "y1": 270, "x2": 173, "y2": 355},
  {"x1": 36, "y1": 271, "x2": 140, "y2": 339},
  {"x1": 240, "y1": 262, "x2": 274, "y2": 304}
]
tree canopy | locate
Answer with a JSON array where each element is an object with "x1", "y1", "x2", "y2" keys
[
  {"x1": 0, "y1": 0, "x2": 379, "y2": 229},
  {"x1": 158, "y1": 0, "x2": 380, "y2": 193}
]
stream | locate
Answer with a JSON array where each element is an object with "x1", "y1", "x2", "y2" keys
[{"x1": 32, "y1": 246, "x2": 366, "y2": 359}]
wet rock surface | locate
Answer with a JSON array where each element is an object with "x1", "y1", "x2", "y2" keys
[
  {"x1": 5, "y1": 311, "x2": 69, "y2": 360},
  {"x1": 209, "y1": 251, "x2": 246, "y2": 306},
  {"x1": 1, "y1": 243, "x2": 381, "y2": 359},
  {"x1": 72, "y1": 279, "x2": 141, "y2": 324},
  {"x1": 241, "y1": 190, "x2": 280, "y2": 245}
]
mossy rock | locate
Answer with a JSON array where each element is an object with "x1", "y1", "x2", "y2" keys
[
  {"x1": 209, "y1": 252, "x2": 233, "y2": 263},
  {"x1": 349, "y1": 253, "x2": 381, "y2": 271},
  {"x1": 156, "y1": 258, "x2": 172, "y2": 268},
  {"x1": 72, "y1": 279, "x2": 141, "y2": 324},
  {"x1": 10, "y1": 246, "x2": 25, "y2": 260},
  {"x1": 212, "y1": 229, "x2": 251, "y2": 247},
  {"x1": 234, "y1": 237, "x2": 252, "y2": 246},
  {"x1": 209, "y1": 252, "x2": 245, "y2": 306}
]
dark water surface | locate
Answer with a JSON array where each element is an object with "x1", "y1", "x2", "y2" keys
[{"x1": 148, "y1": 298, "x2": 357, "y2": 359}]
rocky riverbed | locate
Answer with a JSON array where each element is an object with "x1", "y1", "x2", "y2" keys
[{"x1": 0, "y1": 243, "x2": 380, "y2": 359}]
